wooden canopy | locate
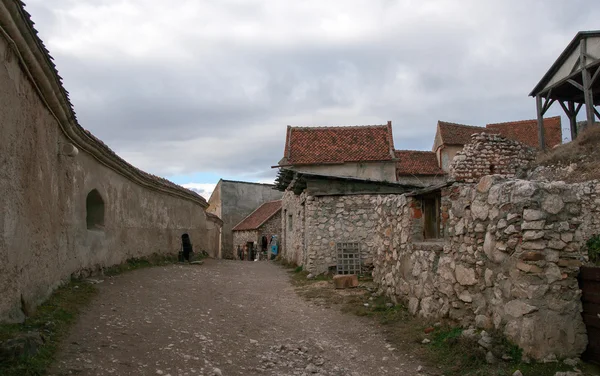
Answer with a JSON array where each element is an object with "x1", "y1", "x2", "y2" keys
[{"x1": 530, "y1": 31, "x2": 600, "y2": 147}]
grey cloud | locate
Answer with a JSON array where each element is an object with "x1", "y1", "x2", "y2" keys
[{"x1": 22, "y1": 0, "x2": 600, "y2": 179}]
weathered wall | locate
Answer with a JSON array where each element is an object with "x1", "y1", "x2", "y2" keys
[
  {"x1": 439, "y1": 145, "x2": 463, "y2": 172},
  {"x1": 281, "y1": 190, "x2": 381, "y2": 274},
  {"x1": 216, "y1": 180, "x2": 282, "y2": 259},
  {"x1": 450, "y1": 133, "x2": 535, "y2": 183},
  {"x1": 0, "y1": 7, "x2": 218, "y2": 323},
  {"x1": 232, "y1": 230, "x2": 258, "y2": 257},
  {"x1": 293, "y1": 161, "x2": 397, "y2": 182},
  {"x1": 258, "y1": 210, "x2": 282, "y2": 244},
  {"x1": 205, "y1": 214, "x2": 223, "y2": 258},
  {"x1": 281, "y1": 190, "x2": 306, "y2": 266},
  {"x1": 372, "y1": 176, "x2": 600, "y2": 360}
]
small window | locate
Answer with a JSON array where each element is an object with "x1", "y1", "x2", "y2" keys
[
  {"x1": 86, "y1": 189, "x2": 105, "y2": 230},
  {"x1": 489, "y1": 164, "x2": 496, "y2": 174},
  {"x1": 422, "y1": 192, "x2": 441, "y2": 239},
  {"x1": 288, "y1": 214, "x2": 293, "y2": 231}
]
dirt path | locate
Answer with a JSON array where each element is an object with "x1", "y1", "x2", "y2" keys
[{"x1": 51, "y1": 260, "x2": 423, "y2": 376}]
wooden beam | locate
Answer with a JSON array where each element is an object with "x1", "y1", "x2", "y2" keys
[
  {"x1": 536, "y1": 95, "x2": 546, "y2": 149},
  {"x1": 581, "y1": 39, "x2": 596, "y2": 131},
  {"x1": 575, "y1": 102, "x2": 584, "y2": 116},
  {"x1": 591, "y1": 65, "x2": 600, "y2": 87},
  {"x1": 558, "y1": 100, "x2": 571, "y2": 116},
  {"x1": 542, "y1": 98, "x2": 556, "y2": 115},
  {"x1": 570, "y1": 56, "x2": 581, "y2": 74},
  {"x1": 567, "y1": 79, "x2": 584, "y2": 91},
  {"x1": 594, "y1": 106, "x2": 600, "y2": 122},
  {"x1": 568, "y1": 101, "x2": 578, "y2": 140}
]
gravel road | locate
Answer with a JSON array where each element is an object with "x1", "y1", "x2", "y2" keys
[{"x1": 51, "y1": 260, "x2": 423, "y2": 376}]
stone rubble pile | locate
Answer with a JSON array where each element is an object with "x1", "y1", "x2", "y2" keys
[{"x1": 252, "y1": 342, "x2": 354, "y2": 376}]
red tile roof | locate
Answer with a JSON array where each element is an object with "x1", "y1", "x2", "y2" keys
[
  {"x1": 435, "y1": 117, "x2": 562, "y2": 150},
  {"x1": 232, "y1": 200, "x2": 282, "y2": 231},
  {"x1": 395, "y1": 150, "x2": 445, "y2": 176},
  {"x1": 485, "y1": 116, "x2": 562, "y2": 149},
  {"x1": 436, "y1": 121, "x2": 483, "y2": 147},
  {"x1": 279, "y1": 122, "x2": 395, "y2": 166}
]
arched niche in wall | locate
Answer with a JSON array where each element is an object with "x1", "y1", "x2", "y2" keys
[{"x1": 86, "y1": 189, "x2": 105, "y2": 230}]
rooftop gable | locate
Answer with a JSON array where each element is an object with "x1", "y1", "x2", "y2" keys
[
  {"x1": 232, "y1": 200, "x2": 282, "y2": 231},
  {"x1": 279, "y1": 122, "x2": 396, "y2": 166},
  {"x1": 434, "y1": 121, "x2": 482, "y2": 149}
]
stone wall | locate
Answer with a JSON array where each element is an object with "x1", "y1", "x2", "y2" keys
[
  {"x1": 281, "y1": 190, "x2": 306, "y2": 266},
  {"x1": 232, "y1": 230, "x2": 258, "y2": 256},
  {"x1": 450, "y1": 133, "x2": 535, "y2": 183},
  {"x1": 373, "y1": 176, "x2": 600, "y2": 360},
  {"x1": 281, "y1": 190, "x2": 381, "y2": 274},
  {"x1": 0, "y1": 4, "x2": 219, "y2": 323},
  {"x1": 258, "y1": 210, "x2": 282, "y2": 245}
]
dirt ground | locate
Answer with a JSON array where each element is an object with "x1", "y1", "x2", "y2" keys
[{"x1": 50, "y1": 260, "x2": 425, "y2": 376}]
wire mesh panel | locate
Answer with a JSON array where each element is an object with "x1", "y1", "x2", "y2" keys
[{"x1": 336, "y1": 242, "x2": 361, "y2": 275}]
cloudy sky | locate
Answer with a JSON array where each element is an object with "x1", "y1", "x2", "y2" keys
[{"x1": 24, "y1": 0, "x2": 600, "y2": 198}]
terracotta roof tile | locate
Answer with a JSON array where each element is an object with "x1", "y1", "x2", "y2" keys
[
  {"x1": 485, "y1": 116, "x2": 562, "y2": 149},
  {"x1": 232, "y1": 200, "x2": 282, "y2": 231},
  {"x1": 395, "y1": 150, "x2": 445, "y2": 176},
  {"x1": 280, "y1": 123, "x2": 395, "y2": 165},
  {"x1": 437, "y1": 121, "x2": 483, "y2": 146}
]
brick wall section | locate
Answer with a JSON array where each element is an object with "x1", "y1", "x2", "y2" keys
[
  {"x1": 450, "y1": 133, "x2": 536, "y2": 183},
  {"x1": 372, "y1": 176, "x2": 600, "y2": 360}
]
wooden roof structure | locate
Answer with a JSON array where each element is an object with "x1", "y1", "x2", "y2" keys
[{"x1": 531, "y1": 31, "x2": 600, "y2": 146}]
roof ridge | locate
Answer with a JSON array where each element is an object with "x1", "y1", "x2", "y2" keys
[
  {"x1": 438, "y1": 121, "x2": 482, "y2": 129},
  {"x1": 289, "y1": 124, "x2": 388, "y2": 130},
  {"x1": 232, "y1": 200, "x2": 282, "y2": 231},
  {"x1": 486, "y1": 116, "x2": 561, "y2": 127}
]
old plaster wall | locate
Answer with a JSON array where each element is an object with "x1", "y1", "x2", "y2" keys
[
  {"x1": 0, "y1": 14, "x2": 217, "y2": 322},
  {"x1": 372, "y1": 176, "x2": 600, "y2": 360},
  {"x1": 213, "y1": 180, "x2": 282, "y2": 259},
  {"x1": 450, "y1": 133, "x2": 535, "y2": 183},
  {"x1": 439, "y1": 145, "x2": 463, "y2": 172},
  {"x1": 294, "y1": 161, "x2": 397, "y2": 182}
]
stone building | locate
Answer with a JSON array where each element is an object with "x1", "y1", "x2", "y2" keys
[
  {"x1": 275, "y1": 171, "x2": 414, "y2": 272},
  {"x1": 432, "y1": 117, "x2": 562, "y2": 172},
  {"x1": 0, "y1": 1, "x2": 220, "y2": 323},
  {"x1": 232, "y1": 200, "x2": 282, "y2": 259},
  {"x1": 207, "y1": 179, "x2": 282, "y2": 259}
]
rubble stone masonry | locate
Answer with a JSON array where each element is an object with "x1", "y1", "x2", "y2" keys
[
  {"x1": 373, "y1": 176, "x2": 600, "y2": 360},
  {"x1": 450, "y1": 133, "x2": 536, "y2": 183},
  {"x1": 281, "y1": 191, "x2": 380, "y2": 273}
]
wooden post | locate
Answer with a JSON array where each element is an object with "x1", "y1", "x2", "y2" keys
[
  {"x1": 536, "y1": 94, "x2": 546, "y2": 149},
  {"x1": 581, "y1": 39, "x2": 595, "y2": 131},
  {"x1": 568, "y1": 101, "x2": 578, "y2": 140}
]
